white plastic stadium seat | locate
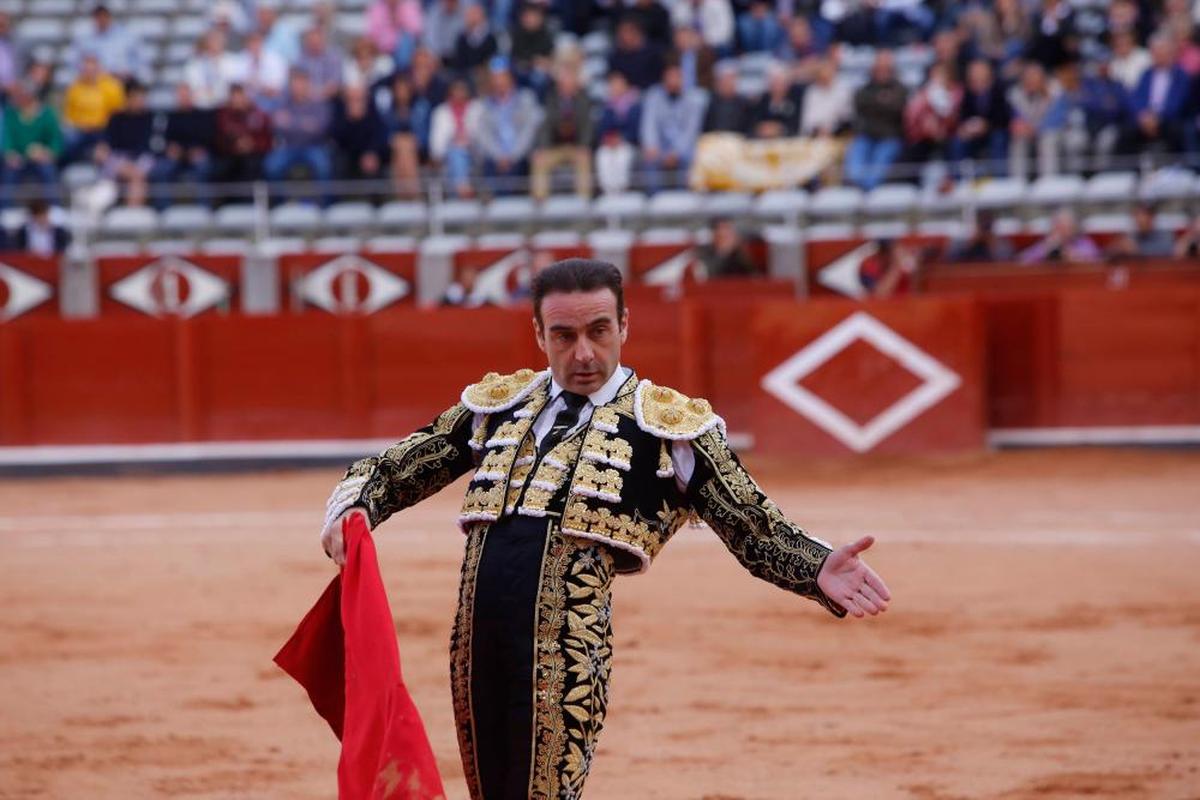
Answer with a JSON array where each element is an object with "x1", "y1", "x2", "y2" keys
[
  {"x1": 1082, "y1": 214, "x2": 1134, "y2": 234},
  {"x1": 1027, "y1": 174, "x2": 1084, "y2": 207},
  {"x1": 201, "y1": 238, "x2": 253, "y2": 255},
  {"x1": 311, "y1": 236, "x2": 362, "y2": 254},
  {"x1": 593, "y1": 192, "x2": 647, "y2": 221},
  {"x1": 32, "y1": 0, "x2": 73, "y2": 16},
  {"x1": 324, "y1": 201, "x2": 377, "y2": 230},
  {"x1": 364, "y1": 235, "x2": 418, "y2": 252},
  {"x1": 436, "y1": 199, "x2": 483, "y2": 229},
  {"x1": 475, "y1": 232, "x2": 526, "y2": 249},
  {"x1": 861, "y1": 220, "x2": 912, "y2": 238},
  {"x1": 258, "y1": 237, "x2": 308, "y2": 258},
  {"x1": 808, "y1": 186, "x2": 863, "y2": 219},
  {"x1": 701, "y1": 192, "x2": 754, "y2": 218},
  {"x1": 1085, "y1": 172, "x2": 1137, "y2": 204},
  {"x1": 916, "y1": 219, "x2": 967, "y2": 237},
  {"x1": 803, "y1": 222, "x2": 857, "y2": 240},
  {"x1": 102, "y1": 207, "x2": 160, "y2": 238},
  {"x1": 972, "y1": 177, "x2": 1027, "y2": 211},
  {"x1": 485, "y1": 196, "x2": 537, "y2": 225},
  {"x1": 270, "y1": 202, "x2": 322, "y2": 233},
  {"x1": 647, "y1": 190, "x2": 703, "y2": 220},
  {"x1": 161, "y1": 204, "x2": 214, "y2": 234},
  {"x1": 1154, "y1": 212, "x2": 1190, "y2": 231},
  {"x1": 214, "y1": 204, "x2": 259, "y2": 233},
  {"x1": 753, "y1": 189, "x2": 809, "y2": 221},
  {"x1": 16, "y1": 18, "x2": 67, "y2": 44},
  {"x1": 378, "y1": 200, "x2": 427, "y2": 229},
  {"x1": 530, "y1": 230, "x2": 583, "y2": 248},
  {"x1": 864, "y1": 183, "x2": 918, "y2": 217},
  {"x1": 90, "y1": 241, "x2": 144, "y2": 258},
  {"x1": 538, "y1": 195, "x2": 592, "y2": 224},
  {"x1": 1139, "y1": 168, "x2": 1196, "y2": 202},
  {"x1": 639, "y1": 227, "x2": 694, "y2": 245},
  {"x1": 919, "y1": 181, "x2": 972, "y2": 216},
  {"x1": 144, "y1": 239, "x2": 197, "y2": 256},
  {"x1": 127, "y1": 16, "x2": 169, "y2": 41}
]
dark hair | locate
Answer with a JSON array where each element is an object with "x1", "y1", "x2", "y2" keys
[{"x1": 532, "y1": 258, "x2": 625, "y2": 326}]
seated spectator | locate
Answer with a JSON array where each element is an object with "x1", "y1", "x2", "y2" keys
[
  {"x1": 639, "y1": 60, "x2": 708, "y2": 191},
  {"x1": 751, "y1": 61, "x2": 804, "y2": 138},
  {"x1": 264, "y1": 70, "x2": 333, "y2": 194},
  {"x1": 210, "y1": 0, "x2": 251, "y2": 38},
  {"x1": 670, "y1": 26, "x2": 715, "y2": 93},
  {"x1": 930, "y1": 29, "x2": 968, "y2": 84},
  {"x1": 776, "y1": 16, "x2": 825, "y2": 83},
  {"x1": 1018, "y1": 210, "x2": 1101, "y2": 263},
  {"x1": 473, "y1": 59, "x2": 543, "y2": 195},
  {"x1": 95, "y1": 81, "x2": 154, "y2": 207},
  {"x1": 943, "y1": 212, "x2": 1015, "y2": 262},
  {"x1": 668, "y1": 0, "x2": 735, "y2": 56},
  {"x1": 845, "y1": 50, "x2": 907, "y2": 190},
  {"x1": 1125, "y1": 34, "x2": 1191, "y2": 155},
  {"x1": 451, "y1": 3, "x2": 498, "y2": 78},
  {"x1": 365, "y1": 0, "x2": 423, "y2": 71},
  {"x1": 704, "y1": 61, "x2": 753, "y2": 134},
  {"x1": 1080, "y1": 61, "x2": 1131, "y2": 173},
  {"x1": 297, "y1": 27, "x2": 344, "y2": 102},
  {"x1": 215, "y1": 83, "x2": 273, "y2": 185},
  {"x1": 800, "y1": 56, "x2": 852, "y2": 138},
  {"x1": 422, "y1": 0, "x2": 467, "y2": 64},
  {"x1": 963, "y1": 0, "x2": 1030, "y2": 81},
  {"x1": 375, "y1": 75, "x2": 421, "y2": 197},
  {"x1": 342, "y1": 37, "x2": 392, "y2": 95},
  {"x1": 902, "y1": 62, "x2": 962, "y2": 183},
  {"x1": 184, "y1": 29, "x2": 242, "y2": 111},
  {"x1": 2, "y1": 81, "x2": 62, "y2": 199},
  {"x1": 61, "y1": 54, "x2": 125, "y2": 164},
  {"x1": 598, "y1": 71, "x2": 642, "y2": 146},
  {"x1": 1025, "y1": 0, "x2": 1079, "y2": 70},
  {"x1": 257, "y1": 3, "x2": 301, "y2": 65},
  {"x1": 1007, "y1": 62, "x2": 1056, "y2": 178},
  {"x1": 510, "y1": 2, "x2": 554, "y2": 95},
  {"x1": 430, "y1": 77, "x2": 480, "y2": 198},
  {"x1": 1173, "y1": 216, "x2": 1200, "y2": 259},
  {"x1": 737, "y1": 0, "x2": 785, "y2": 53},
  {"x1": 609, "y1": 18, "x2": 664, "y2": 91},
  {"x1": 1109, "y1": 29, "x2": 1151, "y2": 91},
  {"x1": 232, "y1": 31, "x2": 288, "y2": 111},
  {"x1": 628, "y1": 0, "x2": 673, "y2": 48},
  {"x1": 951, "y1": 59, "x2": 1011, "y2": 177},
  {"x1": 407, "y1": 47, "x2": 449, "y2": 155},
  {"x1": 150, "y1": 84, "x2": 217, "y2": 206},
  {"x1": 69, "y1": 4, "x2": 145, "y2": 85},
  {"x1": 595, "y1": 125, "x2": 636, "y2": 195},
  {"x1": 1107, "y1": 203, "x2": 1176, "y2": 259},
  {"x1": 531, "y1": 61, "x2": 594, "y2": 199},
  {"x1": 838, "y1": 0, "x2": 934, "y2": 48},
  {"x1": 697, "y1": 217, "x2": 758, "y2": 278},
  {"x1": 859, "y1": 239, "x2": 918, "y2": 297},
  {"x1": 13, "y1": 200, "x2": 69, "y2": 257},
  {"x1": 25, "y1": 58, "x2": 54, "y2": 104},
  {"x1": 332, "y1": 83, "x2": 389, "y2": 185}
]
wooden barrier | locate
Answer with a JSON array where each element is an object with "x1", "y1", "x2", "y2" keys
[{"x1": 1, "y1": 284, "x2": 1195, "y2": 454}]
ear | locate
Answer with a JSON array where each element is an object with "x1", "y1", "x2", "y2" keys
[
  {"x1": 619, "y1": 307, "x2": 629, "y2": 344},
  {"x1": 532, "y1": 315, "x2": 546, "y2": 354}
]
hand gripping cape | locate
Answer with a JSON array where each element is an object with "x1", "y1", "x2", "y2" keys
[{"x1": 274, "y1": 512, "x2": 446, "y2": 800}]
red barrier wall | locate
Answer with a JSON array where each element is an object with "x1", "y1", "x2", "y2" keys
[{"x1": 2, "y1": 284, "x2": 1196, "y2": 454}]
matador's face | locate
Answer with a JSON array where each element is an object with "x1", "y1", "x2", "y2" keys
[{"x1": 534, "y1": 288, "x2": 629, "y2": 396}]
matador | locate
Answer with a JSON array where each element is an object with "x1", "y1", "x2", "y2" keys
[{"x1": 321, "y1": 258, "x2": 891, "y2": 799}]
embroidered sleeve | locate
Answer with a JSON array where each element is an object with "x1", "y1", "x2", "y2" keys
[
  {"x1": 685, "y1": 428, "x2": 847, "y2": 617},
  {"x1": 334, "y1": 402, "x2": 477, "y2": 529}
]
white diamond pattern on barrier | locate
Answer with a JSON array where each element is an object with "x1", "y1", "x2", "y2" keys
[
  {"x1": 0, "y1": 263, "x2": 54, "y2": 320},
  {"x1": 108, "y1": 256, "x2": 230, "y2": 317},
  {"x1": 760, "y1": 311, "x2": 962, "y2": 453},
  {"x1": 298, "y1": 254, "x2": 410, "y2": 314}
]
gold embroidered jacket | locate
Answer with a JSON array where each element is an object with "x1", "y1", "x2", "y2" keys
[{"x1": 339, "y1": 367, "x2": 845, "y2": 616}]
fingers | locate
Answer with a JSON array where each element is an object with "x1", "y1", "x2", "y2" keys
[
  {"x1": 847, "y1": 535, "x2": 875, "y2": 556},
  {"x1": 320, "y1": 518, "x2": 346, "y2": 567},
  {"x1": 864, "y1": 567, "x2": 892, "y2": 602},
  {"x1": 840, "y1": 593, "x2": 867, "y2": 618},
  {"x1": 858, "y1": 582, "x2": 888, "y2": 613}
]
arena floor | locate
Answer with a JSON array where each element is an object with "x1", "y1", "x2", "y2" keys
[{"x1": 1, "y1": 448, "x2": 1198, "y2": 799}]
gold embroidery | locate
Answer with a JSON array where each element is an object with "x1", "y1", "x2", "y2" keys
[
  {"x1": 581, "y1": 427, "x2": 633, "y2": 470},
  {"x1": 518, "y1": 435, "x2": 585, "y2": 516},
  {"x1": 571, "y1": 461, "x2": 623, "y2": 502},
  {"x1": 449, "y1": 526, "x2": 488, "y2": 800},
  {"x1": 531, "y1": 532, "x2": 614, "y2": 800},
  {"x1": 635, "y1": 378, "x2": 721, "y2": 439},
  {"x1": 463, "y1": 367, "x2": 545, "y2": 411}
]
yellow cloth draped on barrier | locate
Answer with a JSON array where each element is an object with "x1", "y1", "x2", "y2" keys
[{"x1": 689, "y1": 133, "x2": 842, "y2": 192}]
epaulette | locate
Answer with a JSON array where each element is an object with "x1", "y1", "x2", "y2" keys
[
  {"x1": 633, "y1": 379, "x2": 726, "y2": 440},
  {"x1": 461, "y1": 368, "x2": 549, "y2": 413}
]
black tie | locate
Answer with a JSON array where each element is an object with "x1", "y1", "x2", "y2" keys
[{"x1": 538, "y1": 391, "x2": 588, "y2": 457}]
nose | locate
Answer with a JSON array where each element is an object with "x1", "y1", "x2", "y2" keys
[{"x1": 573, "y1": 338, "x2": 594, "y2": 364}]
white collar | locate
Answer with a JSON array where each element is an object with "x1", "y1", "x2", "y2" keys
[{"x1": 548, "y1": 364, "x2": 630, "y2": 407}]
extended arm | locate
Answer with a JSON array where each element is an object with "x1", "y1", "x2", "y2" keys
[{"x1": 321, "y1": 402, "x2": 477, "y2": 562}]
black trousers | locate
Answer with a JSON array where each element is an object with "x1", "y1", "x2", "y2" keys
[{"x1": 470, "y1": 513, "x2": 548, "y2": 799}]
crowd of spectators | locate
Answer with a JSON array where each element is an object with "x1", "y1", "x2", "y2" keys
[{"x1": 0, "y1": 0, "x2": 1198, "y2": 208}]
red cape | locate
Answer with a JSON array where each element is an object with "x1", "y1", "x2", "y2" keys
[{"x1": 275, "y1": 512, "x2": 446, "y2": 800}]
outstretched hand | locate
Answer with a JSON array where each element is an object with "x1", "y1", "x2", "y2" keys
[
  {"x1": 321, "y1": 508, "x2": 369, "y2": 567},
  {"x1": 817, "y1": 536, "x2": 891, "y2": 618}
]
